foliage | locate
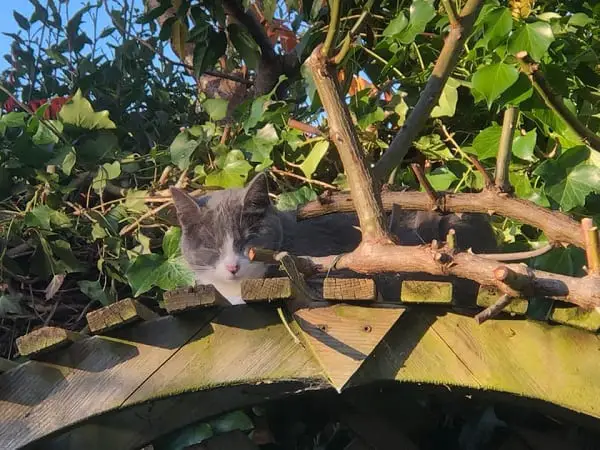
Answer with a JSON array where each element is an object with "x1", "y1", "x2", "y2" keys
[{"x1": 1, "y1": 0, "x2": 600, "y2": 357}]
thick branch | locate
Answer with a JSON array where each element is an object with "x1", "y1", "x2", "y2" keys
[
  {"x1": 495, "y1": 107, "x2": 517, "y2": 192},
  {"x1": 517, "y1": 51, "x2": 600, "y2": 152},
  {"x1": 298, "y1": 190, "x2": 583, "y2": 248},
  {"x1": 305, "y1": 45, "x2": 392, "y2": 244},
  {"x1": 373, "y1": 0, "x2": 485, "y2": 181}
]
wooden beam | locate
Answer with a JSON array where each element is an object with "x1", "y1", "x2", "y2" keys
[
  {"x1": 477, "y1": 286, "x2": 528, "y2": 315},
  {"x1": 241, "y1": 278, "x2": 293, "y2": 302},
  {"x1": 86, "y1": 298, "x2": 159, "y2": 334},
  {"x1": 164, "y1": 285, "x2": 228, "y2": 314},
  {"x1": 400, "y1": 280, "x2": 453, "y2": 304},
  {"x1": 323, "y1": 278, "x2": 376, "y2": 302},
  {"x1": 550, "y1": 305, "x2": 600, "y2": 332},
  {"x1": 15, "y1": 326, "x2": 83, "y2": 357}
]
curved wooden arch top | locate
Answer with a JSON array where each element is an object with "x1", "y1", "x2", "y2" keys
[{"x1": 1, "y1": 305, "x2": 600, "y2": 450}]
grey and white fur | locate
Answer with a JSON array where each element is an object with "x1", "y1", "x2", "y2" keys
[{"x1": 170, "y1": 173, "x2": 498, "y2": 305}]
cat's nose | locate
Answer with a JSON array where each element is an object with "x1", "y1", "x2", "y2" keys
[{"x1": 225, "y1": 263, "x2": 240, "y2": 274}]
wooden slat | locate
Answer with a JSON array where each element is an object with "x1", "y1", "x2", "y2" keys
[
  {"x1": 164, "y1": 285, "x2": 228, "y2": 313},
  {"x1": 323, "y1": 278, "x2": 376, "y2": 302},
  {"x1": 86, "y1": 298, "x2": 159, "y2": 334},
  {"x1": 477, "y1": 286, "x2": 528, "y2": 315},
  {"x1": 0, "y1": 358, "x2": 17, "y2": 374},
  {"x1": 16, "y1": 327, "x2": 83, "y2": 357},
  {"x1": 294, "y1": 304, "x2": 406, "y2": 392},
  {"x1": 550, "y1": 305, "x2": 600, "y2": 332},
  {"x1": 241, "y1": 278, "x2": 293, "y2": 302},
  {"x1": 400, "y1": 280, "x2": 453, "y2": 304}
]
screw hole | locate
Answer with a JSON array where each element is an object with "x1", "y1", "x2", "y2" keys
[{"x1": 363, "y1": 325, "x2": 372, "y2": 333}]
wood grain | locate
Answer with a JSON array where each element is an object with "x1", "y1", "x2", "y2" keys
[
  {"x1": 323, "y1": 278, "x2": 376, "y2": 301},
  {"x1": 16, "y1": 326, "x2": 83, "y2": 357},
  {"x1": 241, "y1": 278, "x2": 293, "y2": 302},
  {"x1": 550, "y1": 305, "x2": 600, "y2": 332},
  {"x1": 294, "y1": 304, "x2": 406, "y2": 391},
  {"x1": 164, "y1": 285, "x2": 228, "y2": 313},
  {"x1": 86, "y1": 298, "x2": 159, "y2": 334},
  {"x1": 477, "y1": 286, "x2": 528, "y2": 315},
  {"x1": 400, "y1": 280, "x2": 453, "y2": 304},
  {"x1": 0, "y1": 358, "x2": 17, "y2": 373}
]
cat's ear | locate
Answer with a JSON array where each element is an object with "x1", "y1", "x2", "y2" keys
[
  {"x1": 243, "y1": 172, "x2": 271, "y2": 211},
  {"x1": 170, "y1": 187, "x2": 203, "y2": 228}
]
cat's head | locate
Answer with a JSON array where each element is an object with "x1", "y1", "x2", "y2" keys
[{"x1": 170, "y1": 172, "x2": 283, "y2": 293}]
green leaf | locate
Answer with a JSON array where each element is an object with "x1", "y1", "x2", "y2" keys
[
  {"x1": 426, "y1": 167, "x2": 458, "y2": 191},
  {"x1": 546, "y1": 165, "x2": 600, "y2": 211},
  {"x1": 1, "y1": 112, "x2": 27, "y2": 128},
  {"x1": 32, "y1": 120, "x2": 64, "y2": 145},
  {"x1": 382, "y1": 13, "x2": 408, "y2": 37},
  {"x1": 126, "y1": 253, "x2": 164, "y2": 296},
  {"x1": 477, "y1": 7, "x2": 512, "y2": 49},
  {"x1": 170, "y1": 131, "x2": 199, "y2": 170},
  {"x1": 163, "y1": 227, "x2": 182, "y2": 259},
  {"x1": 59, "y1": 89, "x2": 116, "y2": 130},
  {"x1": 472, "y1": 63, "x2": 519, "y2": 108},
  {"x1": 414, "y1": 134, "x2": 453, "y2": 160},
  {"x1": 203, "y1": 98, "x2": 228, "y2": 121},
  {"x1": 512, "y1": 129, "x2": 537, "y2": 162},
  {"x1": 470, "y1": 124, "x2": 502, "y2": 160},
  {"x1": 395, "y1": 0, "x2": 436, "y2": 44},
  {"x1": 210, "y1": 410, "x2": 254, "y2": 433},
  {"x1": 192, "y1": 29, "x2": 227, "y2": 77},
  {"x1": 497, "y1": 73, "x2": 533, "y2": 107},
  {"x1": 245, "y1": 124, "x2": 279, "y2": 169},
  {"x1": 78, "y1": 280, "x2": 111, "y2": 306},
  {"x1": 205, "y1": 150, "x2": 252, "y2": 188},
  {"x1": 228, "y1": 23, "x2": 261, "y2": 70},
  {"x1": 92, "y1": 161, "x2": 121, "y2": 194},
  {"x1": 431, "y1": 77, "x2": 459, "y2": 118},
  {"x1": 508, "y1": 22, "x2": 555, "y2": 61},
  {"x1": 276, "y1": 186, "x2": 317, "y2": 210},
  {"x1": 0, "y1": 293, "x2": 24, "y2": 315},
  {"x1": 154, "y1": 256, "x2": 196, "y2": 292},
  {"x1": 24, "y1": 205, "x2": 52, "y2": 230},
  {"x1": 299, "y1": 140, "x2": 330, "y2": 178},
  {"x1": 568, "y1": 13, "x2": 593, "y2": 28},
  {"x1": 47, "y1": 145, "x2": 76, "y2": 175},
  {"x1": 357, "y1": 107, "x2": 384, "y2": 130},
  {"x1": 13, "y1": 11, "x2": 30, "y2": 30}
]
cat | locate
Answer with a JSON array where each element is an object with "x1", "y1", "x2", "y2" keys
[{"x1": 170, "y1": 172, "x2": 498, "y2": 305}]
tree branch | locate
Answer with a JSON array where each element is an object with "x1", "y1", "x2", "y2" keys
[
  {"x1": 475, "y1": 294, "x2": 512, "y2": 324},
  {"x1": 373, "y1": 0, "x2": 485, "y2": 181},
  {"x1": 517, "y1": 51, "x2": 600, "y2": 153},
  {"x1": 581, "y1": 218, "x2": 600, "y2": 275},
  {"x1": 298, "y1": 189, "x2": 583, "y2": 248},
  {"x1": 322, "y1": 0, "x2": 341, "y2": 58},
  {"x1": 495, "y1": 107, "x2": 517, "y2": 192},
  {"x1": 305, "y1": 45, "x2": 392, "y2": 244}
]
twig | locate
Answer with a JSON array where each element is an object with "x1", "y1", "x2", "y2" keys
[
  {"x1": 446, "y1": 229, "x2": 456, "y2": 249},
  {"x1": 287, "y1": 118, "x2": 324, "y2": 136},
  {"x1": 297, "y1": 190, "x2": 584, "y2": 248},
  {"x1": 495, "y1": 107, "x2": 517, "y2": 192},
  {"x1": 410, "y1": 163, "x2": 438, "y2": 206},
  {"x1": 477, "y1": 243, "x2": 554, "y2": 261},
  {"x1": 581, "y1": 218, "x2": 600, "y2": 275},
  {"x1": 373, "y1": 0, "x2": 485, "y2": 181},
  {"x1": 270, "y1": 167, "x2": 339, "y2": 190},
  {"x1": 516, "y1": 51, "x2": 600, "y2": 152},
  {"x1": 306, "y1": 45, "x2": 392, "y2": 244},
  {"x1": 441, "y1": 0, "x2": 459, "y2": 27},
  {"x1": 322, "y1": 0, "x2": 341, "y2": 58},
  {"x1": 474, "y1": 294, "x2": 512, "y2": 324},
  {"x1": 119, "y1": 201, "x2": 173, "y2": 236}
]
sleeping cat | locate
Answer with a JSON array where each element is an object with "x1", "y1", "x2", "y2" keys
[{"x1": 170, "y1": 172, "x2": 497, "y2": 305}]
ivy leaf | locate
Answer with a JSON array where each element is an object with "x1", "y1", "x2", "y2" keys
[
  {"x1": 246, "y1": 124, "x2": 279, "y2": 169},
  {"x1": 277, "y1": 186, "x2": 317, "y2": 211},
  {"x1": 170, "y1": 131, "x2": 199, "y2": 170},
  {"x1": 508, "y1": 22, "x2": 555, "y2": 61},
  {"x1": 431, "y1": 77, "x2": 459, "y2": 118},
  {"x1": 24, "y1": 205, "x2": 52, "y2": 230},
  {"x1": 472, "y1": 63, "x2": 519, "y2": 109},
  {"x1": 382, "y1": 13, "x2": 408, "y2": 37},
  {"x1": 1, "y1": 112, "x2": 27, "y2": 128},
  {"x1": 126, "y1": 253, "x2": 164, "y2": 296},
  {"x1": 163, "y1": 227, "x2": 182, "y2": 259},
  {"x1": 395, "y1": 0, "x2": 435, "y2": 44},
  {"x1": 0, "y1": 294, "x2": 24, "y2": 316},
  {"x1": 92, "y1": 161, "x2": 121, "y2": 194},
  {"x1": 205, "y1": 150, "x2": 252, "y2": 188},
  {"x1": 203, "y1": 98, "x2": 228, "y2": 121},
  {"x1": 154, "y1": 256, "x2": 195, "y2": 292},
  {"x1": 299, "y1": 140, "x2": 330, "y2": 178},
  {"x1": 78, "y1": 280, "x2": 111, "y2": 306},
  {"x1": 32, "y1": 119, "x2": 63, "y2": 145},
  {"x1": 545, "y1": 165, "x2": 600, "y2": 211},
  {"x1": 59, "y1": 89, "x2": 116, "y2": 130},
  {"x1": 512, "y1": 129, "x2": 537, "y2": 162}
]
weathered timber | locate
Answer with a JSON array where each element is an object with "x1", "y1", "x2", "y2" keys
[
  {"x1": 16, "y1": 326, "x2": 83, "y2": 357},
  {"x1": 0, "y1": 358, "x2": 17, "y2": 373},
  {"x1": 294, "y1": 304, "x2": 406, "y2": 392},
  {"x1": 400, "y1": 280, "x2": 453, "y2": 304},
  {"x1": 323, "y1": 278, "x2": 376, "y2": 302},
  {"x1": 86, "y1": 298, "x2": 159, "y2": 334},
  {"x1": 550, "y1": 305, "x2": 600, "y2": 332},
  {"x1": 241, "y1": 278, "x2": 293, "y2": 302},
  {"x1": 3, "y1": 307, "x2": 600, "y2": 449},
  {"x1": 164, "y1": 285, "x2": 229, "y2": 313},
  {"x1": 477, "y1": 286, "x2": 528, "y2": 315}
]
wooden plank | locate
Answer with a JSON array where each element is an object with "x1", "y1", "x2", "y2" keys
[
  {"x1": 86, "y1": 298, "x2": 159, "y2": 334},
  {"x1": 400, "y1": 280, "x2": 453, "y2": 304},
  {"x1": 323, "y1": 278, "x2": 376, "y2": 302},
  {"x1": 477, "y1": 286, "x2": 528, "y2": 315},
  {"x1": 550, "y1": 305, "x2": 600, "y2": 332},
  {"x1": 0, "y1": 358, "x2": 17, "y2": 373},
  {"x1": 294, "y1": 304, "x2": 406, "y2": 392},
  {"x1": 0, "y1": 312, "x2": 219, "y2": 450},
  {"x1": 241, "y1": 278, "x2": 293, "y2": 302},
  {"x1": 16, "y1": 327, "x2": 83, "y2": 357},
  {"x1": 164, "y1": 285, "x2": 228, "y2": 313}
]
